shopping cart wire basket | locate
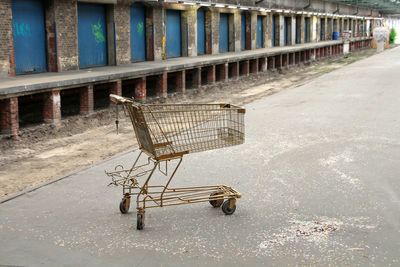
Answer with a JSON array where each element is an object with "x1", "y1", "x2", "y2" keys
[{"x1": 106, "y1": 94, "x2": 245, "y2": 230}]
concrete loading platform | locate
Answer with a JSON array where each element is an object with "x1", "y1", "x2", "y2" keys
[{"x1": 0, "y1": 38, "x2": 371, "y2": 138}]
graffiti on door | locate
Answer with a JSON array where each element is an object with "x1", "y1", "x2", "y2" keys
[
  {"x1": 13, "y1": 22, "x2": 32, "y2": 37},
  {"x1": 91, "y1": 20, "x2": 105, "y2": 43}
]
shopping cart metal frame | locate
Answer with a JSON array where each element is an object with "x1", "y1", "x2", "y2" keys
[{"x1": 106, "y1": 94, "x2": 245, "y2": 230}]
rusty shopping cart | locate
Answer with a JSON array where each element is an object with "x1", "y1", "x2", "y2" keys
[{"x1": 106, "y1": 94, "x2": 245, "y2": 230}]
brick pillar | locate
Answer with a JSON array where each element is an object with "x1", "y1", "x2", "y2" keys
[
  {"x1": 250, "y1": 13, "x2": 257, "y2": 50},
  {"x1": 282, "y1": 54, "x2": 287, "y2": 68},
  {"x1": 153, "y1": 6, "x2": 165, "y2": 60},
  {"x1": 240, "y1": 60, "x2": 249, "y2": 76},
  {"x1": 279, "y1": 15, "x2": 284, "y2": 47},
  {"x1": 211, "y1": 10, "x2": 219, "y2": 54},
  {"x1": 80, "y1": 85, "x2": 94, "y2": 114},
  {"x1": 233, "y1": 10, "x2": 241, "y2": 52},
  {"x1": 300, "y1": 15, "x2": 305, "y2": 44},
  {"x1": 134, "y1": 77, "x2": 146, "y2": 101},
  {"x1": 43, "y1": 90, "x2": 61, "y2": 125},
  {"x1": 206, "y1": 65, "x2": 216, "y2": 84},
  {"x1": 110, "y1": 80, "x2": 122, "y2": 96},
  {"x1": 45, "y1": 1, "x2": 58, "y2": 72},
  {"x1": 0, "y1": 0, "x2": 13, "y2": 77},
  {"x1": 268, "y1": 57, "x2": 275, "y2": 70},
  {"x1": 276, "y1": 55, "x2": 282, "y2": 69},
  {"x1": 230, "y1": 62, "x2": 239, "y2": 80},
  {"x1": 0, "y1": 97, "x2": 19, "y2": 138},
  {"x1": 54, "y1": 0, "x2": 79, "y2": 71},
  {"x1": 250, "y1": 59, "x2": 258, "y2": 74},
  {"x1": 291, "y1": 15, "x2": 296, "y2": 46},
  {"x1": 176, "y1": 71, "x2": 185, "y2": 93},
  {"x1": 217, "y1": 64, "x2": 228, "y2": 82},
  {"x1": 157, "y1": 72, "x2": 168, "y2": 97},
  {"x1": 114, "y1": 1, "x2": 131, "y2": 65},
  {"x1": 192, "y1": 68, "x2": 201, "y2": 88},
  {"x1": 259, "y1": 57, "x2": 267, "y2": 72}
]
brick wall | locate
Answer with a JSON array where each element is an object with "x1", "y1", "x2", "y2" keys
[
  {"x1": 0, "y1": 0, "x2": 13, "y2": 78},
  {"x1": 114, "y1": 0, "x2": 131, "y2": 65},
  {"x1": 45, "y1": 1, "x2": 58, "y2": 72},
  {"x1": 55, "y1": 0, "x2": 79, "y2": 71}
]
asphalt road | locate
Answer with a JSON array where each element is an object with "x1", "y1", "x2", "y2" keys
[{"x1": 1, "y1": 47, "x2": 399, "y2": 267}]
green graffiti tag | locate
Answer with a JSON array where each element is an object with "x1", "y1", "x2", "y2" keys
[
  {"x1": 91, "y1": 20, "x2": 105, "y2": 43},
  {"x1": 13, "y1": 22, "x2": 32, "y2": 37},
  {"x1": 137, "y1": 21, "x2": 144, "y2": 37}
]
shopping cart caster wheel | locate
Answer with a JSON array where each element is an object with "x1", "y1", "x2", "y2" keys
[
  {"x1": 137, "y1": 213, "x2": 145, "y2": 230},
  {"x1": 209, "y1": 192, "x2": 224, "y2": 208},
  {"x1": 221, "y1": 200, "x2": 236, "y2": 215},
  {"x1": 119, "y1": 197, "x2": 130, "y2": 214}
]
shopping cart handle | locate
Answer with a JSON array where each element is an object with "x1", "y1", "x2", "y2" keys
[{"x1": 110, "y1": 94, "x2": 134, "y2": 104}]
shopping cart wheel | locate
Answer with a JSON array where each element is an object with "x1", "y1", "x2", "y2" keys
[
  {"x1": 137, "y1": 213, "x2": 144, "y2": 230},
  {"x1": 119, "y1": 196, "x2": 130, "y2": 214},
  {"x1": 209, "y1": 192, "x2": 224, "y2": 208},
  {"x1": 221, "y1": 200, "x2": 236, "y2": 215}
]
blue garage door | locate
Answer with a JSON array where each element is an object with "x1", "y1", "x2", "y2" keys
[
  {"x1": 166, "y1": 10, "x2": 181, "y2": 58},
  {"x1": 320, "y1": 18, "x2": 325, "y2": 41},
  {"x1": 256, "y1": 16, "x2": 264, "y2": 49},
  {"x1": 78, "y1": 3, "x2": 108, "y2": 69},
  {"x1": 305, "y1": 17, "x2": 310, "y2": 43},
  {"x1": 271, "y1": 15, "x2": 279, "y2": 47},
  {"x1": 219, "y1": 13, "x2": 229, "y2": 53},
  {"x1": 284, "y1": 17, "x2": 290, "y2": 46},
  {"x1": 131, "y1": 4, "x2": 146, "y2": 62},
  {"x1": 241, "y1": 13, "x2": 246, "y2": 50},
  {"x1": 12, "y1": 0, "x2": 47, "y2": 75},
  {"x1": 197, "y1": 10, "x2": 205, "y2": 55}
]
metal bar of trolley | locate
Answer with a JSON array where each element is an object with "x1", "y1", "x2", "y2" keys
[{"x1": 106, "y1": 94, "x2": 245, "y2": 230}]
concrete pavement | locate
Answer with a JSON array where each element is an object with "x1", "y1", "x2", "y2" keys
[{"x1": 1, "y1": 46, "x2": 399, "y2": 266}]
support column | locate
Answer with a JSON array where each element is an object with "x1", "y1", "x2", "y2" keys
[
  {"x1": 259, "y1": 57, "x2": 267, "y2": 72},
  {"x1": 279, "y1": 14, "x2": 284, "y2": 47},
  {"x1": 113, "y1": 1, "x2": 131, "y2": 65},
  {"x1": 250, "y1": 12, "x2": 257, "y2": 50},
  {"x1": 43, "y1": 90, "x2": 61, "y2": 125},
  {"x1": 80, "y1": 85, "x2": 94, "y2": 115},
  {"x1": 207, "y1": 65, "x2": 216, "y2": 84},
  {"x1": 211, "y1": 10, "x2": 219, "y2": 54},
  {"x1": 262, "y1": 15, "x2": 268, "y2": 48},
  {"x1": 157, "y1": 72, "x2": 168, "y2": 97},
  {"x1": 220, "y1": 63, "x2": 228, "y2": 82},
  {"x1": 250, "y1": 59, "x2": 258, "y2": 74},
  {"x1": 153, "y1": 7, "x2": 165, "y2": 60},
  {"x1": 175, "y1": 71, "x2": 186, "y2": 93},
  {"x1": 229, "y1": 62, "x2": 239, "y2": 80},
  {"x1": 192, "y1": 68, "x2": 201, "y2": 88},
  {"x1": 240, "y1": 60, "x2": 249, "y2": 76},
  {"x1": 291, "y1": 15, "x2": 296, "y2": 46},
  {"x1": 315, "y1": 16, "x2": 320, "y2": 42},
  {"x1": 324, "y1": 16, "x2": 328, "y2": 41},
  {"x1": 0, "y1": 97, "x2": 19, "y2": 138},
  {"x1": 266, "y1": 14, "x2": 273, "y2": 48},
  {"x1": 134, "y1": 78, "x2": 146, "y2": 101},
  {"x1": 110, "y1": 80, "x2": 122, "y2": 96},
  {"x1": 54, "y1": 1, "x2": 79, "y2": 71},
  {"x1": 183, "y1": 8, "x2": 197, "y2": 57},
  {"x1": 300, "y1": 15, "x2": 305, "y2": 44},
  {"x1": 233, "y1": 10, "x2": 241, "y2": 52}
]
